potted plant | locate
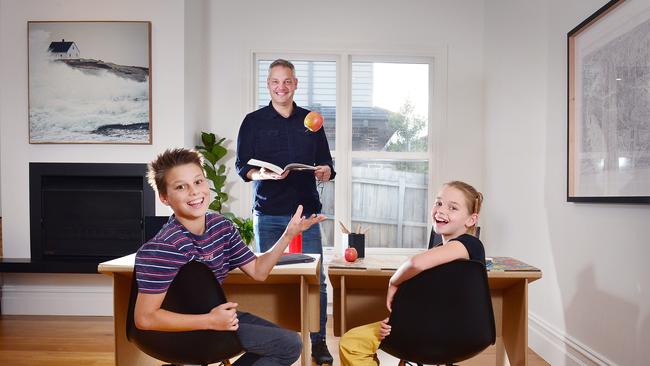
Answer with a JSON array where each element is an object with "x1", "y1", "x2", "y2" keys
[{"x1": 195, "y1": 132, "x2": 254, "y2": 246}]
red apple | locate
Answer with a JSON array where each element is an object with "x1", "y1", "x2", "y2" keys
[
  {"x1": 304, "y1": 111, "x2": 324, "y2": 132},
  {"x1": 344, "y1": 247, "x2": 358, "y2": 262}
]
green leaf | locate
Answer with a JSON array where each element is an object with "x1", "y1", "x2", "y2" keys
[
  {"x1": 202, "y1": 151, "x2": 218, "y2": 165},
  {"x1": 232, "y1": 216, "x2": 255, "y2": 246},
  {"x1": 209, "y1": 200, "x2": 222, "y2": 212},
  {"x1": 223, "y1": 212, "x2": 236, "y2": 221},
  {"x1": 214, "y1": 175, "x2": 227, "y2": 187},
  {"x1": 201, "y1": 132, "x2": 216, "y2": 147},
  {"x1": 203, "y1": 164, "x2": 216, "y2": 176},
  {"x1": 212, "y1": 145, "x2": 228, "y2": 161}
]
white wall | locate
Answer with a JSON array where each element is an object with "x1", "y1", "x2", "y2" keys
[
  {"x1": 484, "y1": 1, "x2": 650, "y2": 365},
  {"x1": 1, "y1": 0, "x2": 487, "y2": 315},
  {"x1": 204, "y1": 0, "x2": 487, "y2": 217},
  {"x1": 0, "y1": 0, "x2": 185, "y2": 315},
  {"x1": 3, "y1": 1, "x2": 648, "y2": 364}
]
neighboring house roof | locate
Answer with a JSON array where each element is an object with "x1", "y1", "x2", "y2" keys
[
  {"x1": 48, "y1": 39, "x2": 75, "y2": 53},
  {"x1": 315, "y1": 105, "x2": 392, "y2": 124}
]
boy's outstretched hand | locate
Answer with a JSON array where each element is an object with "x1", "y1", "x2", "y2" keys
[{"x1": 285, "y1": 205, "x2": 327, "y2": 238}]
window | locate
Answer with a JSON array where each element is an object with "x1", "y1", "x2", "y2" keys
[
  {"x1": 350, "y1": 61, "x2": 430, "y2": 249},
  {"x1": 254, "y1": 54, "x2": 435, "y2": 252},
  {"x1": 256, "y1": 57, "x2": 337, "y2": 247}
]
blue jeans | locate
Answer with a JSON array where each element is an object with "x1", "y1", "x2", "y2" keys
[
  {"x1": 234, "y1": 311, "x2": 302, "y2": 366},
  {"x1": 253, "y1": 212, "x2": 328, "y2": 344}
]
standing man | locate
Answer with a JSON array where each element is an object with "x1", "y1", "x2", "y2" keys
[{"x1": 236, "y1": 59, "x2": 335, "y2": 365}]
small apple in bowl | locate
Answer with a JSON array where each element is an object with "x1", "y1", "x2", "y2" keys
[
  {"x1": 344, "y1": 247, "x2": 358, "y2": 262},
  {"x1": 304, "y1": 111, "x2": 324, "y2": 132}
]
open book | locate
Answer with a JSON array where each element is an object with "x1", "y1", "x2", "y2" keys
[{"x1": 247, "y1": 158, "x2": 316, "y2": 175}]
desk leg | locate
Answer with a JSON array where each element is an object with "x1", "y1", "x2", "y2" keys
[
  {"x1": 502, "y1": 279, "x2": 528, "y2": 366},
  {"x1": 332, "y1": 276, "x2": 342, "y2": 337},
  {"x1": 300, "y1": 276, "x2": 310, "y2": 366},
  {"x1": 340, "y1": 276, "x2": 347, "y2": 336},
  {"x1": 491, "y1": 290, "x2": 508, "y2": 366},
  {"x1": 113, "y1": 273, "x2": 158, "y2": 366}
]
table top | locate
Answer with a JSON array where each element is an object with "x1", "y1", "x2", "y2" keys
[
  {"x1": 98, "y1": 253, "x2": 321, "y2": 276},
  {"x1": 328, "y1": 255, "x2": 542, "y2": 281}
]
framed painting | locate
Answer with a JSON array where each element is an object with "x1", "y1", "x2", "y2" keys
[
  {"x1": 568, "y1": 0, "x2": 650, "y2": 203},
  {"x1": 28, "y1": 21, "x2": 152, "y2": 144}
]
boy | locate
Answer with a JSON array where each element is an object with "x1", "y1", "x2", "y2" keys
[{"x1": 135, "y1": 148, "x2": 325, "y2": 365}]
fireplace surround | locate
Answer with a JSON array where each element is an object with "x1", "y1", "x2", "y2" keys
[{"x1": 0, "y1": 162, "x2": 155, "y2": 273}]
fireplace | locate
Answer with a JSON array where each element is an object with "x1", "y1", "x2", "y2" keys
[{"x1": 29, "y1": 163, "x2": 155, "y2": 266}]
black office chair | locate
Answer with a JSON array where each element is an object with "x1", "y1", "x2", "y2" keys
[
  {"x1": 126, "y1": 260, "x2": 243, "y2": 366},
  {"x1": 428, "y1": 226, "x2": 481, "y2": 249},
  {"x1": 379, "y1": 259, "x2": 495, "y2": 366}
]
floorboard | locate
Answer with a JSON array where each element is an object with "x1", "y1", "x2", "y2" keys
[{"x1": 0, "y1": 315, "x2": 549, "y2": 365}]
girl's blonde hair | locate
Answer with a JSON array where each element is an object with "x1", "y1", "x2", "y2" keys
[{"x1": 444, "y1": 181, "x2": 483, "y2": 236}]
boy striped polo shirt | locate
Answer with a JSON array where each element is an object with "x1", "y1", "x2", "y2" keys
[{"x1": 135, "y1": 212, "x2": 256, "y2": 294}]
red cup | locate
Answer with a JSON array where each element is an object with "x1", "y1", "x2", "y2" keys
[{"x1": 289, "y1": 233, "x2": 302, "y2": 253}]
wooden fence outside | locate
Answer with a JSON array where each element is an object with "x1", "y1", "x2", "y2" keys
[{"x1": 320, "y1": 166, "x2": 429, "y2": 249}]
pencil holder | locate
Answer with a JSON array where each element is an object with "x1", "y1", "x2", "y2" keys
[{"x1": 348, "y1": 233, "x2": 365, "y2": 258}]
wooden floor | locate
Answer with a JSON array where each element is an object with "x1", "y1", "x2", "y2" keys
[{"x1": 0, "y1": 315, "x2": 549, "y2": 365}]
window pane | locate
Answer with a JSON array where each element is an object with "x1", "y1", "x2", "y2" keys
[
  {"x1": 351, "y1": 62, "x2": 429, "y2": 152},
  {"x1": 319, "y1": 164, "x2": 335, "y2": 248},
  {"x1": 351, "y1": 159, "x2": 428, "y2": 249},
  {"x1": 257, "y1": 59, "x2": 337, "y2": 150}
]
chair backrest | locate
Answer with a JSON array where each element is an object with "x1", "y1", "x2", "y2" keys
[
  {"x1": 428, "y1": 226, "x2": 481, "y2": 249},
  {"x1": 144, "y1": 215, "x2": 170, "y2": 242},
  {"x1": 126, "y1": 260, "x2": 243, "y2": 365},
  {"x1": 379, "y1": 259, "x2": 495, "y2": 365}
]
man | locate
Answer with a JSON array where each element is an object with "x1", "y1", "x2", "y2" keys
[{"x1": 236, "y1": 59, "x2": 335, "y2": 365}]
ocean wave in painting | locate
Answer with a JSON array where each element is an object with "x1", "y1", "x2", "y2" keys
[{"x1": 29, "y1": 30, "x2": 150, "y2": 143}]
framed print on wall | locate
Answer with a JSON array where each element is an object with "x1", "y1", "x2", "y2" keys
[
  {"x1": 568, "y1": 0, "x2": 650, "y2": 203},
  {"x1": 28, "y1": 21, "x2": 152, "y2": 144}
]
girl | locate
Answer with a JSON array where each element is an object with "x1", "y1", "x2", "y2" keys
[{"x1": 339, "y1": 181, "x2": 485, "y2": 366}]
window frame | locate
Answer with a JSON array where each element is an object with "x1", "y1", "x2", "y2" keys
[{"x1": 251, "y1": 50, "x2": 447, "y2": 257}]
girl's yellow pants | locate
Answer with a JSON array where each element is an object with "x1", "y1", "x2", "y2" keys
[{"x1": 339, "y1": 321, "x2": 382, "y2": 366}]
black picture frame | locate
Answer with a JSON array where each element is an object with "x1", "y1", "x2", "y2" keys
[{"x1": 567, "y1": 0, "x2": 650, "y2": 204}]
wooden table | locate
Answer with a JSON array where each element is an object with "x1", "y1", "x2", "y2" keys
[
  {"x1": 328, "y1": 256, "x2": 542, "y2": 366},
  {"x1": 99, "y1": 253, "x2": 321, "y2": 366}
]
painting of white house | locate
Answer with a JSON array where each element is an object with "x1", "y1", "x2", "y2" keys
[{"x1": 28, "y1": 21, "x2": 151, "y2": 144}]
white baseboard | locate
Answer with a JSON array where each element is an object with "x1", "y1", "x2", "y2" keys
[
  {"x1": 1, "y1": 284, "x2": 113, "y2": 316},
  {"x1": 529, "y1": 312, "x2": 616, "y2": 366}
]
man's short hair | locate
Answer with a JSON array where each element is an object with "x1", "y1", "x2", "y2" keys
[
  {"x1": 147, "y1": 148, "x2": 204, "y2": 195},
  {"x1": 269, "y1": 59, "x2": 295, "y2": 73}
]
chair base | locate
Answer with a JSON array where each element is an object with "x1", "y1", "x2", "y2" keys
[
  {"x1": 162, "y1": 361, "x2": 232, "y2": 366},
  {"x1": 398, "y1": 361, "x2": 457, "y2": 366}
]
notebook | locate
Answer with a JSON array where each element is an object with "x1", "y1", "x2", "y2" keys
[{"x1": 276, "y1": 253, "x2": 316, "y2": 265}]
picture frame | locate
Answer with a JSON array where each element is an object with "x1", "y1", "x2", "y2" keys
[
  {"x1": 28, "y1": 21, "x2": 152, "y2": 144},
  {"x1": 568, "y1": 0, "x2": 650, "y2": 203}
]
